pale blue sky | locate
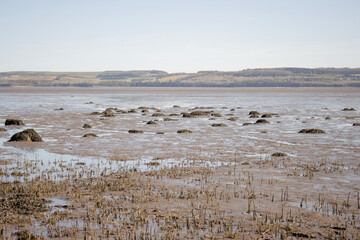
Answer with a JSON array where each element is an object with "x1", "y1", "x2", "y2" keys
[{"x1": 0, "y1": 0, "x2": 359, "y2": 72}]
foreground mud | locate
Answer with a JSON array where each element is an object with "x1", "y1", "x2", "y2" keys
[{"x1": 0, "y1": 87, "x2": 359, "y2": 239}]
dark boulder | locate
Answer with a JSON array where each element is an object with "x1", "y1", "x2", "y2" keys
[
  {"x1": 211, "y1": 123, "x2": 227, "y2": 127},
  {"x1": 299, "y1": 129, "x2": 326, "y2": 134},
  {"x1": 83, "y1": 124, "x2": 92, "y2": 129},
  {"x1": 128, "y1": 130, "x2": 144, "y2": 133},
  {"x1": 5, "y1": 119, "x2": 25, "y2": 126},
  {"x1": 177, "y1": 129, "x2": 192, "y2": 133},
  {"x1": 83, "y1": 133, "x2": 97, "y2": 137},
  {"x1": 9, "y1": 129, "x2": 43, "y2": 142},
  {"x1": 255, "y1": 119, "x2": 269, "y2": 124},
  {"x1": 271, "y1": 152, "x2": 288, "y2": 157}
]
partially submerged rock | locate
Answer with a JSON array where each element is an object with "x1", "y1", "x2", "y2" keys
[
  {"x1": 255, "y1": 119, "x2": 269, "y2": 124},
  {"x1": 128, "y1": 130, "x2": 144, "y2": 134},
  {"x1": 177, "y1": 129, "x2": 192, "y2": 133},
  {"x1": 211, "y1": 113, "x2": 222, "y2": 117},
  {"x1": 9, "y1": 129, "x2": 43, "y2": 142},
  {"x1": 163, "y1": 118, "x2": 177, "y2": 121},
  {"x1": 249, "y1": 111, "x2": 259, "y2": 116},
  {"x1": 353, "y1": 123, "x2": 360, "y2": 126},
  {"x1": 5, "y1": 119, "x2": 25, "y2": 126},
  {"x1": 83, "y1": 123, "x2": 92, "y2": 129},
  {"x1": 325, "y1": 116, "x2": 331, "y2": 120},
  {"x1": 83, "y1": 133, "x2": 97, "y2": 137},
  {"x1": 227, "y1": 117, "x2": 238, "y2": 121},
  {"x1": 147, "y1": 120, "x2": 157, "y2": 125},
  {"x1": 211, "y1": 123, "x2": 227, "y2": 127},
  {"x1": 342, "y1": 108, "x2": 355, "y2": 111},
  {"x1": 102, "y1": 109, "x2": 115, "y2": 117},
  {"x1": 271, "y1": 152, "x2": 288, "y2": 157},
  {"x1": 156, "y1": 132, "x2": 165, "y2": 134},
  {"x1": 299, "y1": 129, "x2": 326, "y2": 134},
  {"x1": 261, "y1": 114, "x2": 273, "y2": 118},
  {"x1": 173, "y1": 105, "x2": 180, "y2": 108},
  {"x1": 0, "y1": 127, "x2": 6, "y2": 132},
  {"x1": 152, "y1": 113, "x2": 165, "y2": 117},
  {"x1": 243, "y1": 123, "x2": 252, "y2": 126},
  {"x1": 54, "y1": 107, "x2": 64, "y2": 110}
]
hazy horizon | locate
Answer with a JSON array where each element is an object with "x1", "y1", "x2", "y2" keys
[{"x1": 1, "y1": 0, "x2": 360, "y2": 73}]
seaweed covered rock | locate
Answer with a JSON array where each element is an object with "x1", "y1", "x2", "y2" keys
[
  {"x1": 261, "y1": 114, "x2": 273, "y2": 118},
  {"x1": 299, "y1": 129, "x2": 326, "y2": 134},
  {"x1": 211, "y1": 123, "x2": 227, "y2": 127},
  {"x1": 5, "y1": 119, "x2": 25, "y2": 126},
  {"x1": 128, "y1": 130, "x2": 144, "y2": 134},
  {"x1": 227, "y1": 117, "x2": 238, "y2": 121},
  {"x1": 9, "y1": 129, "x2": 43, "y2": 142},
  {"x1": 255, "y1": 119, "x2": 269, "y2": 124},
  {"x1": 271, "y1": 152, "x2": 288, "y2": 157},
  {"x1": 177, "y1": 129, "x2": 192, "y2": 133},
  {"x1": 83, "y1": 133, "x2": 97, "y2": 137},
  {"x1": 152, "y1": 113, "x2": 165, "y2": 117},
  {"x1": 83, "y1": 123, "x2": 92, "y2": 129},
  {"x1": 342, "y1": 108, "x2": 355, "y2": 111},
  {"x1": 249, "y1": 111, "x2": 259, "y2": 116},
  {"x1": 211, "y1": 113, "x2": 222, "y2": 117},
  {"x1": 102, "y1": 109, "x2": 115, "y2": 117}
]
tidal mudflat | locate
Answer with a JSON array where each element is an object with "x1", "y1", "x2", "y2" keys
[{"x1": 0, "y1": 87, "x2": 359, "y2": 239}]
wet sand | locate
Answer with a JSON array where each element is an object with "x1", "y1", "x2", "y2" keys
[{"x1": 0, "y1": 87, "x2": 359, "y2": 239}]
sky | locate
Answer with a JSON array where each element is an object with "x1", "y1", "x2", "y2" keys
[{"x1": 0, "y1": 0, "x2": 359, "y2": 73}]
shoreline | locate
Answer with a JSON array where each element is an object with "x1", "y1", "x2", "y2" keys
[{"x1": 2, "y1": 86, "x2": 360, "y2": 93}]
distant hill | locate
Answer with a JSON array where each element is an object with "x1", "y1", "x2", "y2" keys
[{"x1": 0, "y1": 68, "x2": 359, "y2": 87}]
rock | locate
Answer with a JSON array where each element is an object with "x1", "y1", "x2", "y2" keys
[
  {"x1": 152, "y1": 113, "x2": 165, "y2": 117},
  {"x1": 249, "y1": 111, "x2": 259, "y2": 115},
  {"x1": 211, "y1": 113, "x2": 222, "y2": 117},
  {"x1": 9, "y1": 129, "x2": 43, "y2": 142},
  {"x1": 182, "y1": 113, "x2": 193, "y2": 118},
  {"x1": 102, "y1": 109, "x2": 115, "y2": 117},
  {"x1": 299, "y1": 129, "x2": 326, "y2": 134},
  {"x1": 163, "y1": 118, "x2": 177, "y2": 121},
  {"x1": 342, "y1": 108, "x2": 355, "y2": 111},
  {"x1": 147, "y1": 120, "x2": 157, "y2": 125},
  {"x1": 128, "y1": 130, "x2": 143, "y2": 133},
  {"x1": 90, "y1": 111, "x2": 101, "y2": 115},
  {"x1": 5, "y1": 119, "x2": 25, "y2": 126},
  {"x1": 169, "y1": 113, "x2": 180, "y2": 116},
  {"x1": 156, "y1": 132, "x2": 165, "y2": 134},
  {"x1": 325, "y1": 116, "x2": 331, "y2": 120},
  {"x1": 141, "y1": 109, "x2": 149, "y2": 113},
  {"x1": 173, "y1": 105, "x2": 180, "y2": 108},
  {"x1": 0, "y1": 127, "x2": 6, "y2": 132},
  {"x1": 83, "y1": 133, "x2": 97, "y2": 137},
  {"x1": 128, "y1": 109, "x2": 137, "y2": 113},
  {"x1": 177, "y1": 129, "x2": 192, "y2": 133},
  {"x1": 190, "y1": 111, "x2": 212, "y2": 116},
  {"x1": 249, "y1": 114, "x2": 259, "y2": 118},
  {"x1": 83, "y1": 124, "x2": 92, "y2": 129},
  {"x1": 271, "y1": 152, "x2": 288, "y2": 157},
  {"x1": 353, "y1": 123, "x2": 360, "y2": 126},
  {"x1": 261, "y1": 114, "x2": 272, "y2": 118},
  {"x1": 255, "y1": 119, "x2": 269, "y2": 124},
  {"x1": 211, "y1": 123, "x2": 227, "y2": 127},
  {"x1": 243, "y1": 123, "x2": 252, "y2": 126},
  {"x1": 227, "y1": 117, "x2": 238, "y2": 121},
  {"x1": 54, "y1": 108, "x2": 64, "y2": 110}
]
